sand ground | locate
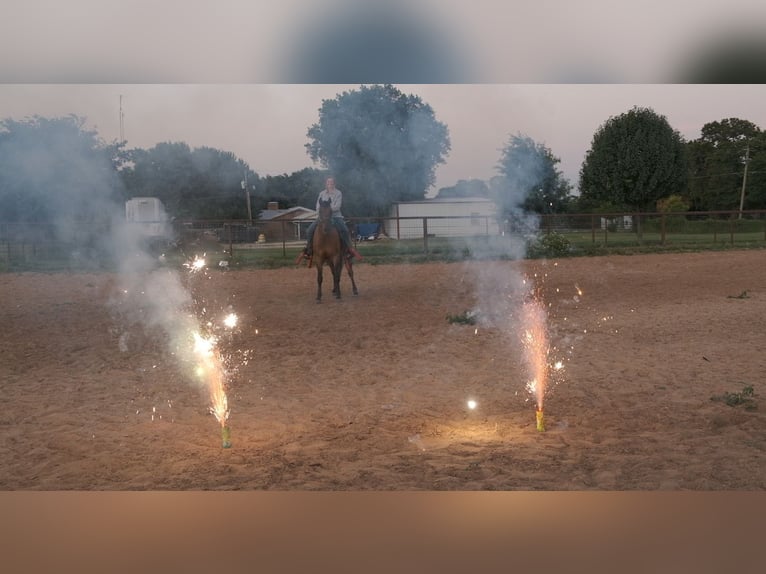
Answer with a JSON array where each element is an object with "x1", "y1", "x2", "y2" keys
[{"x1": 1, "y1": 250, "x2": 765, "y2": 489}]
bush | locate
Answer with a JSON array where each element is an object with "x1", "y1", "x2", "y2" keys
[{"x1": 528, "y1": 232, "x2": 571, "y2": 258}]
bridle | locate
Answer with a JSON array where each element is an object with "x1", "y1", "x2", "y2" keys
[{"x1": 317, "y1": 201, "x2": 334, "y2": 234}]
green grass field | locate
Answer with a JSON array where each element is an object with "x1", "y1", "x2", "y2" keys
[{"x1": 3, "y1": 227, "x2": 766, "y2": 272}]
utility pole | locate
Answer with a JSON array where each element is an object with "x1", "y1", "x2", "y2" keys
[
  {"x1": 119, "y1": 95, "x2": 125, "y2": 143},
  {"x1": 738, "y1": 143, "x2": 750, "y2": 219},
  {"x1": 242, "y1": 171, "x2": 253, "y2": 223}
]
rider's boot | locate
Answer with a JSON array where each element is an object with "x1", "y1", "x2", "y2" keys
[{"x1": 347, "y1": 246, "x2": 362, "y2": 260}]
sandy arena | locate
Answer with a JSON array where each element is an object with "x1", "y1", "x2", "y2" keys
[{"x1": 1, "y1": 250, "x2": 765, "y2": 490}]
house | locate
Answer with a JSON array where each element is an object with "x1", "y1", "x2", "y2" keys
[
  {"x1": 385, "y1": 197, "x2": 500, "y2": 239},
  {"x1": 257, "y1": 202, "x2": 316, "y2": 242}
]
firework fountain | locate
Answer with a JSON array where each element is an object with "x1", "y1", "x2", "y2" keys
[
  {"x1": 192, "y1": 330, "x2": 232, "y2": 447},
  {"x1": 112, "y1": 240, "x2": 242, "y2": 448},
  {"x1": 521, "y1": 294, "x2": 549, "y2": 432},
  {"x1": 184, "y1": 255, "x2": 236, "y2": 448},
  {"x1": 518, "y1": 271, "x2": 570, "y2": 432},
  {"x1": 472, "y1": 262, "x2": 568, "y2": 434}
]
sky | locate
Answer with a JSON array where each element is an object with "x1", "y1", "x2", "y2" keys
[
  {"x1": 2, "y1": 0, "x2": 765, "y2": 83},
  {"x1": 2, "y1": 1, "x2": 766, "y2": 197},
  {"x1": 2, "y1": 84, "x2": 766, "y2": 196}
]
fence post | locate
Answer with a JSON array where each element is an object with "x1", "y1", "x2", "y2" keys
[
  {"x1": 730, "y1": 217, "x2": 734, "y2": 244},
  {"x1": 422, "y1": 217, "x2": 428, "y2": 253},
  {"x1": 228, "y1": 223, "x2": 233, "y2": 259},
  {"x1": 661, "y1": 213, "x2": 666, "y2": 245},
  {"x1": 282, "y1": 220, "x2": 287, "y2": 256},
  {"x1": 591, "y1": 215, "x2": 595, "y2": 244}
]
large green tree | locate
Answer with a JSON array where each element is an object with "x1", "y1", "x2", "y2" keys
[
  {"x1": 579, "y1": 106, "x2": 688, "y2": 211},
  {"x1": 120, "y1": 142, "x2": 259, "y2": 220},
  {"x1": 686, "y1": 118, "x2": 764, "y2": 211},
  {"x1": 494, "y1": 133, "x2": 573, "y2": 216},
  {"x1": 305, "y1": 84, "x2": 450, "y2": 216}
]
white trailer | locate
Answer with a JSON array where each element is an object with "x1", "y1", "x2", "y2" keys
[{"x1": 125, "y1": 197, "x2": 172, "y2": 243}]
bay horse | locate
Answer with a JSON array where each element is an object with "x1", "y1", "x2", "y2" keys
[{"x1": 313, "y1": 198, "x2": 344, "y2": 302}]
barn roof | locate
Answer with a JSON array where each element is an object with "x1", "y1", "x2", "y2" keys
[{"x1": 394, "y1": 196, "x2": 493, "y2": 205}]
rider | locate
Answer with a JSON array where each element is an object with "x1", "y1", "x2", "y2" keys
[{"x1": 303, "y1": 177, "x2": 361, "y2": 260}]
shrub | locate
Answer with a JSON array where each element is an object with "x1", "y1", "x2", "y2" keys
[{"x1": 528, "y1": 232, "x2": 571, "y2": 258}]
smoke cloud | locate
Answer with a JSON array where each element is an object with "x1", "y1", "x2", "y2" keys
[
  {"x1": 0, "y1": 113, "x2": 224, "y2": 396},
  {"x1": 0, "y1": 115, "x2": 123, "y2": 267}
]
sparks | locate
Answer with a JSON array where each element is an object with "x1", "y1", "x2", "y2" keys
[
  {"x1": 467, "y1": 399, "x2": 477, "y2": 410},
  {"x1": 520, "y1": 294, "x2": 549, "y2": 411},
  {"x1": 223, "y1": 313, "x2": 238, "y2": 329},
  {"x1": 185, "y1": 255, "x2": 207, "y2": 273},
  {"x1": 192, "y1": 331, "x2": 230, "y2": 426}
]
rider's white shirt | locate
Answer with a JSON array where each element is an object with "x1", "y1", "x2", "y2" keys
[{"x1": 316, "y1": 188, "x2": 343, "y2": 218}]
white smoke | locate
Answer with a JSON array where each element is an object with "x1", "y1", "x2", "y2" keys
[{"x1": 107, "y1": 217, "x2": 211, "y2": 386}]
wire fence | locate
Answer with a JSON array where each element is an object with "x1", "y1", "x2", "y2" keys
[{"x1": 3, "y1": 210, "x2": 766, "y2": 270}]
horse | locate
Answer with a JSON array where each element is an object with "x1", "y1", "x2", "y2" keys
[
  {"x1": 344, "y1": 247, "x2": 359, "y2": 296},
  {"x1": 313, "y1": 198, "x2": 344, "y2": 302}
]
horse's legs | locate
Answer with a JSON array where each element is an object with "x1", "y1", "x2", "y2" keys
[
  {"x1": 345, "y1": 259, "x2": 359, "y2": 295},
  {"x1": 315, "y1": 262, "x2": 323, "y2": 302},
  {"x1": 331, "y1": 259, "x2": 342, "y2": 299}
]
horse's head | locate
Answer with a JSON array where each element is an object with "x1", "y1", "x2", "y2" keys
[{"x1": 317, "y1": 198, "x2": 333, "y2": 229}]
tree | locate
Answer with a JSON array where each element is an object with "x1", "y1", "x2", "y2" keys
[
  {"x1": 305, "y1": 84, "x2": 450, "y2": 216},
  {"x1": 656, "y1": 194, "x2": 690, "y2": 213},
  {"x1": 579, "y1": 106, "x2": 688, "y2": 211},
  {"x1": 0, "y1": 114, "x2": 124, "y2": 225},
  {"x1": 744, "y1": 132, "x2": 766, "y2": 209},
  {"x1": 686, "y1": 118, "x2": 764, "y2": 211},
  {"x1": 494, "y1": 133, "x2": 573, "y2": 216},
  {"x1": 120, "y1": 142, "x2": 259, "y2": 220},
  {"x1": 259, "y1": 168, "x2": 330, "y2": 211}
]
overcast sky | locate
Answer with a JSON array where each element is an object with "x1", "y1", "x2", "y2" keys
[
  {"x1": 2, "y1": 84, "x2": 766, "y2": 196},
  {"x1": 2, "y1": 2, "x2": 766, "y2": 196},
  {"x1": 2, "y1": 1, "x2": 765, "y2": 82}
]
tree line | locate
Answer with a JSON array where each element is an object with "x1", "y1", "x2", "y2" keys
[{"x1": 1, "y1": 88, "x2": 765, "y2": 230}]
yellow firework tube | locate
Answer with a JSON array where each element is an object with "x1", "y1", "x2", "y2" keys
[
  {"x1": 536, "y1": 409, "x2": 545, "y2": 432},
  {"x1": 222, "y1": 426, "x2": 232, "y2": 448}
]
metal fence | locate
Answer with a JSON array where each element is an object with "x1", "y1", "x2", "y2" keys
[
  {"x1": 3, "y1": 210, "x2": 766, "y2": 269},
  {"x1": 537, "y1": 210, "x2": 766, "y2": 247}
]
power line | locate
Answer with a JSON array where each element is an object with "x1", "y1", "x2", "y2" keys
[{"x1": 688, "y1": 170, "x2": 766, "y2": 180}]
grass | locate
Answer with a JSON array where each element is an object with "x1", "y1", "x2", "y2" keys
[
  {"x1": 727, "y1": 290, "x2": 750, "y2": 299},
  {"x1": 711, "y1": 385, "x2": 757, "y2": 410},
  {"x1": 3, "y1": 228, "x2": 766, "y2": 272},
  {"x1": 446, "y1": 311, "x2": 477, "y2": 325}
]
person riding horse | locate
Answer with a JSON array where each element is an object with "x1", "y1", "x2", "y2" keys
[{"x1": 302, "y1": 177, "x2": 361, "y2": 261}]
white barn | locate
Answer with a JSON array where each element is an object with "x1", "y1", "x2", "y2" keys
[{"x1": 385, "y1": 197, "x2": 500, "y2": 240}]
